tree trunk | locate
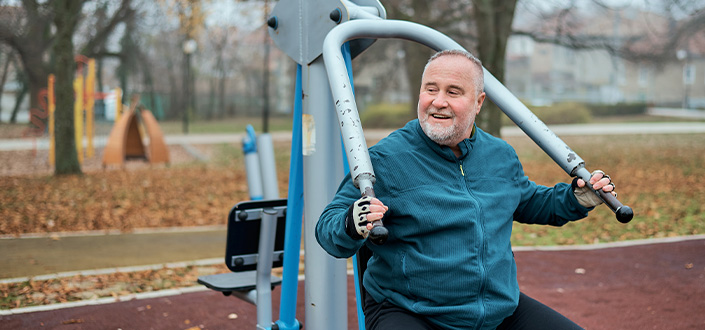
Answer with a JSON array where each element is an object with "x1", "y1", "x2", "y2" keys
[
  {"x1": 0, "y1": 49, "x2": 14, "y2": 121},
  {"x1": 218, "y1": 70, "x2": 226, "y2": 119},
  {"x1": 52, "y1": 0, "x2": 84, "y2": 175},
  {"x1": 10, "y1": 79, "x2": 27, "y2": 124},
  {"x1": 206, "y1": 77, "x2": 216, "y2": 120},
  {"x1": 472, "y1": 0, "x2": 517, "y2": 137},
  {"x1": 18, "y1": 43, "x2": 50, "y2": 127},
  {"x1": 403, "y1": 43, "x2": 434, "y2": 115}
]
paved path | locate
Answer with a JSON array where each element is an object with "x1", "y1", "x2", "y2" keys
[
  {"x1": 0, "y1": 228, "x2": 226, "y2": 280},
  {"x1": 1, "y1": 238, "x2": 703, "y2": 329},
  {"x1": 2, "y1": 122, "x2": 705, "y2": 151}
]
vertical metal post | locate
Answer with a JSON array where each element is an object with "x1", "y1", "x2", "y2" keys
[
  {"x1": 302, "y1": 58, "x2": 348, "y2": 330},
  {"x1": 257, "y1": 133, "x2": 280, "y2": 199},
  {"x1": 256, "y1": 208, "x2": 278, "y2": 329}
]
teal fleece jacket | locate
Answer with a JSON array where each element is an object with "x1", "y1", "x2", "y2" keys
[{"x1": 316, "y1": 120, "x2": 591, "y2": 329}]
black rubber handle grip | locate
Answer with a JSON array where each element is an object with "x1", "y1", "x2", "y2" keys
[
  {"x1": 362, "y1": 188, "x2": 388, "y2": 245},
  {"x1": 597, "y1": 189, "x2": 634, "y2": 223},
  {"x1": 368, "y1": 221, "x2": 389, "y2": 245}
]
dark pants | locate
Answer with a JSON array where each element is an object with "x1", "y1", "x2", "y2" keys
[{"x1": 364, "y1": 292, "x2": 583, "y2": 330}]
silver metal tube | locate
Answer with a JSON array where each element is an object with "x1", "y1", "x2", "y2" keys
[
  {"x1": 302, "y1": 57, "x2": 349, "y2": 330},
  {"x1": 482, "y1": 70, "x2": 585, "y2": 175},
  {"x1": 244, "y1": 152, "x2": 264, "y2": 200},
  {"x1": 257, "y1": 133, "x2": 280, "y2": 199},
  {"x1": 255, "y1": 209, "x2": 277, "y2": 329},
  {"x1": 322, "y1": 19, "x2": 585, "y2": 179},
  {"x1": 342, "y1": 0, "x2": 381, "y2": 20},
  {"x1": 322, "y1": 20, "x2": 463, "y2": 192}
]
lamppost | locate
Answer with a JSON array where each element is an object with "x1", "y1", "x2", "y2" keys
[
  {"x1": 183, "y1": 39, "x2": 197, "y2": 134},
  {"x1": 676, "y1": 49, "x2": 691, "y2": 109}
]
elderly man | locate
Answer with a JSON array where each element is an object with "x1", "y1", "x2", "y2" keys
[{"x1": 316, "y1": 50, "x2": 614, "y2": 330}]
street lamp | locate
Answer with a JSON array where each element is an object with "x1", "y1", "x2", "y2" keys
[
  {"x1": 676, "y1": 49, "x2": 691, "y2": 109},
  {"x1": 182, "y1": 39, "x2": 197, "y2": 134}
]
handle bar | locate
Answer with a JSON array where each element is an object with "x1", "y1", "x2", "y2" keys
[{"x1": 575, "y1": 167, "x2": 633, "y2": 223}]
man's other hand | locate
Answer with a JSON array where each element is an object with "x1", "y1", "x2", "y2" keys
[
  {"x1": 573, "y1": 170, "x2": 616, "y2": 208},
  {"x1": 345, "y1": 196, "x2": 388, "y2": 240}
]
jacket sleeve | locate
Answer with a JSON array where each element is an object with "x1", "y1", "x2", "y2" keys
[
  {"x1": 315, "y1": 174, "x2": 367, "y2": 258},
  {"x1": 512, "y1": 158, "x2": 593, "y2": 226}
]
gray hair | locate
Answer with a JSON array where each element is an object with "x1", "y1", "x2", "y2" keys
[{"x1": 423, "y1": 49, "x2": 484, "y2": 95}]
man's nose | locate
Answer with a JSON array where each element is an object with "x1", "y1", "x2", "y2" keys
[{"x1": 432, "y1": 94, "x2": 448, "y2": 108}]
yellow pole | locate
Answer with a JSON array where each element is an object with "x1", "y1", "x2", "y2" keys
[
  {"x1": 48, "y1": 75, "x2": 55, "y2": 166},
  {"x1": 74, "y1": 75, "x2": 84, "y2": 164},
  {"x1": 115, "y1": 87, "x2": 123, "y2": 122},
  {"x1": 85, "y1": 59, "x2": 96, "y2": 158}
]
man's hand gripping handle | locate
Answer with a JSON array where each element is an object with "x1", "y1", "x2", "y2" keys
[{"x1": 574, "y1": 167, "x2": 633, "y2": 223}]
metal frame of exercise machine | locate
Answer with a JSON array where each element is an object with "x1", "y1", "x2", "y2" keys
[{"x1": 200, "y1": 0, "x2": 633, "y2": 329}]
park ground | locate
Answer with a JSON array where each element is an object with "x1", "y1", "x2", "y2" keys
[{"x1": 0, "y1": 119, "x2": 704, "y2": 329}]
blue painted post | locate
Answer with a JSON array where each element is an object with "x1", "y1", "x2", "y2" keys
[
  {"x1": 243, "y1": 124, "x2": 264, "y2": 201},
  {"x1": 275, "y1": 64, "x2": 304, "y2": 330}
]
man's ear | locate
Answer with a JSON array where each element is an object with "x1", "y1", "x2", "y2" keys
[{"x1": 476, "y1": 92, "x2": 486, "y2": 113}]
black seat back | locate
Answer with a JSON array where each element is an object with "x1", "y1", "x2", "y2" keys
[{"x1": 225, "y1": 198, "x2": 288, "y2": 272}]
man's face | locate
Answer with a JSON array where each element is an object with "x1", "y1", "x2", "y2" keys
[{"x1": 417, "y1": 55, "x2": 486, "y2": 149}]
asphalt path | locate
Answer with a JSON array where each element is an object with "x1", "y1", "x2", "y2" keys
[
  {"x1": 1, "y1": 237, "x2": 703, "y2": 329},
  {"x1": 0, "y1": 228, "x2": 226, "y2": 280},
  {"x1": 2, "y1": 122, "x2": 705, "y2": 151}
]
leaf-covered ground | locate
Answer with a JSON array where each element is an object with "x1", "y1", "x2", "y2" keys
[
  {"x1": 1, "y1": 133, "x2": 703, "y2": 243},
  {"x1": 0, "y1": 264, "x2": 230, "y2": 310},
  {"x1": 1, "y1": 132, "x2": 704, "y2": 310}
]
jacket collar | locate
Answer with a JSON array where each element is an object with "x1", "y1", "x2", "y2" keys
[{"x1": 412, "y1": 119, "x2": 477, "y2": 161}]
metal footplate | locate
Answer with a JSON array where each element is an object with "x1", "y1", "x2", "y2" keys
[{"x1": 197, "y1": 271, "x2": 282, "y2": 294}]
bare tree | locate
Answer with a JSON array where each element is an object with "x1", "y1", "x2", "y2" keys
[
  {"x1": 0, "y1": 46, "x2": 14, "y2": 122},
  {"x1": 0, "y1": 0, "x2": 134, "y2": 129},
  {"x1": 380, "y1": 0, "x2": 705, "y2": 136},
  {"x1": 51, "y1": 0, "x2": 84, "y2": 175},
  {"x1": 513, "y1": 0, "x2": 705, "y2": 65}
]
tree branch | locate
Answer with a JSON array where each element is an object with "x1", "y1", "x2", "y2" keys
[{"x1": 81, "y1": 0, "x2": 135, "y2": 57}]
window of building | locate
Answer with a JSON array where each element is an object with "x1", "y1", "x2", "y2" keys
[
  {"x1": 683, "y1": 64, "x2": 695, "y2": 85},
  {"x1": 638, "y1": 65, "x2": 649, "y2": 87}
]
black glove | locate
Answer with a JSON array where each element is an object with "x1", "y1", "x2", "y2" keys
[{"x1": 345, "y1": 196, "x2": 373, "y2": 240}]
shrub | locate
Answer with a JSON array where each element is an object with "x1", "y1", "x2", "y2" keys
[
  {"x1": 360, "y1": 103, "x2": 416, "y2": 128},
  {"x1": 504, "y1": 102, "x2": 592, "y2": 125},
  {"x1": 586, "y1": 103, "x2": 647, "y2": 117}
]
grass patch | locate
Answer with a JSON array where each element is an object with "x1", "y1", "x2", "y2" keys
[
  {"x1": 157, "y1": 116, "x2": 294, "y2": 135},
  {"x1": 508, "y1": 133, "x2": 705, "y2": 246}
]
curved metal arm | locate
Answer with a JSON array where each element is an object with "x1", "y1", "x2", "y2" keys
[{"x1": 322, "y1": 19, "x2": 633, "y2": 227}]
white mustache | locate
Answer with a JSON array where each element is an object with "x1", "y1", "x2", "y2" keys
[{"x1": 427, "y1": 107, "x2": 453, "y2": 118}]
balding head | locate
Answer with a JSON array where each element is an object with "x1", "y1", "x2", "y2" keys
[{"x1": 423, "y1": 50, "x2": 484, "y2": 96}]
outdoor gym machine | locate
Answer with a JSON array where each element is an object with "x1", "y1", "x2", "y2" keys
[{"x1": 200, "y1": 0, "x2": 633, "y2": 329}]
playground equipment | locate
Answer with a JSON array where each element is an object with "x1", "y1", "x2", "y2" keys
[
  {"x1": 101, "y1": 95, "x2": 169, "y2": 167},
  {"x1": 198, "y1": 199, "x2": 289, "y2": 328},
  {"x1": 200, "y1": 0, "x2": 633, "y2": 329},
  {"x1": 243, "y1": 125, "x2": 265, "y2": 200},
  {"x1": 48, "y1": 57, "x2": 98, "y2": 165},
  {"x1": 242, "y1": 124, "x2": 280, "y2": 201}
]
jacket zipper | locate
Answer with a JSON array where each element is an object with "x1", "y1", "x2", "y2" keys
[{"x1": 459, "y1": 159, "x2": 487, "y2": 328}]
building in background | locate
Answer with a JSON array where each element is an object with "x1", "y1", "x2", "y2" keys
[{"x1": 506, "y1": 8, "x2": 705, "y2": 109}]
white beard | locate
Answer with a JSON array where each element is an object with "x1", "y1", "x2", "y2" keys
[{"x1": 419, "y1": 112, "x2": 471, "y2": 146}]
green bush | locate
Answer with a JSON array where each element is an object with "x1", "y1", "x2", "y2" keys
[
  {"x1": 360, "y1": 103, "x2": 416, "y2": 128},
  {"x1": 508, "y1": 102, "x2": 592, "y2": 125},
  {"x1": 586, "y1": 103, "x2": 647, "y2": 117}
]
